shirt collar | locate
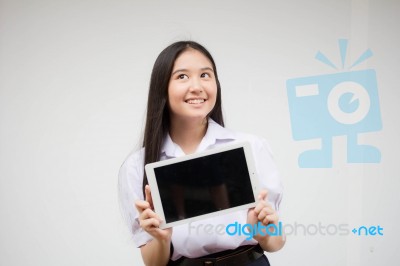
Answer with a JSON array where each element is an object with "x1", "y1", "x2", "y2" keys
[{"x1": 161, "y1": 118, "x2": 236, "y2": 158}]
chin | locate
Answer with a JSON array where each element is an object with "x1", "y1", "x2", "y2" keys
[{"x1": 177, "y1": 114, "x2": 209, "y2": 122}]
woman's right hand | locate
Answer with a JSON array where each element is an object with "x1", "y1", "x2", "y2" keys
[{"x1": 135, "y1": 185, "x2": 172, "y2": 241}]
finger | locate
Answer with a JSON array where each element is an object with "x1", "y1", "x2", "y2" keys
[
  {"x1": 254, "y1": 201, "x2": 268, "y2": 214},
  {"x1": 140, "y1": 217, "x2": 161, "y2": 229},
  {"x1": 263, "y1": 206, "x2": 274, "y2": 215},
  {"x1": 140, "y1": 208, "x2": 161, "y2": 221},
  {"x1": 135, "y1": 200, "x2": 150, "y2": 213},
  {"x1": 258, "y1": 189, "x2": 268, "y2": 201},
  {"x1": 257, "y1": 206, "x2": 275, "y2": 221},
  {"x1": 254, "y1": 198, "x2": 272, "y2": 214},
  {"x1": 145, "y1": 185, "x2": 154, "y2": 209},
  {"x1": 263, "y1": 213, "x2": 278, "y2": 225},
  {"x1": 257, "y1": 208, "x2": 268, "y2": 221}
]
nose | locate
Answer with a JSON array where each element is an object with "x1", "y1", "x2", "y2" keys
[{"x1": 189, "y1": 77, "x2": 203, "y2": 93}]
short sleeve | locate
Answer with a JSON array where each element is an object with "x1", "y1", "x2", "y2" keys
[
  {"x1": 118, "y1": 149, "x2": 153, "y2": 247},
  {"x1": 252, "y1": 138, "x2": 283, "y2": 214}
]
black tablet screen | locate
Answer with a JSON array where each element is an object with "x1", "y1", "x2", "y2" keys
[{"x1": 154, "y1": 147, "x2": 255, "y2": 223}]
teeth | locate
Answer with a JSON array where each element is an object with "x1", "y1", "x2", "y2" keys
[{"x1": 187, "y1": 99, "x2": 205, "y2": 104}]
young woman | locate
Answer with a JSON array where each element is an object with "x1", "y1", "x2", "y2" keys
[{"x1": 119, "y1": 41, "x2": 285, "y2": 266}]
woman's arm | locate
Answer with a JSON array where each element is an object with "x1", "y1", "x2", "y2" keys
[
  {"x1": 140, "y1": 237, "x2": 171, "y2": 266},
  {"x1": 136, "y1": 185, "x2": 173, "y2": 266}
]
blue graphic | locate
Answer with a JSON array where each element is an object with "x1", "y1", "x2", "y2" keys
[
  {"x1": 287, "y1": 39, "x2": 382, "y2": 168},
  {"x1": 226, "y1": 221, "x2": 282, "y2": 240},
  {"x1": 352, "y1": 225, "x2": 383, "y2": 236}
]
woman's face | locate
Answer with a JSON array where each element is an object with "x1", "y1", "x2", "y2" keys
[{"x1": 167, "y1": 48, "x2": 217, "y2": 123}]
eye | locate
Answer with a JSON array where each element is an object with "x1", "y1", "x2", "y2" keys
[
  {"x1": 178, "y1": 74, "x2": 188, "y2": 79},
  {"x1": 201, "y1": 73, "x2": 210, "y2": 78}
]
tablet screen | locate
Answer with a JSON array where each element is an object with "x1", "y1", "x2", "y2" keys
[{"x1": 153, "y1": 147, "x2": 255, "y2": 224}]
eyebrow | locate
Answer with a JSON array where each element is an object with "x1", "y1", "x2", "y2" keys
[{"x1": 171, "y1": 67, "x2": 214, "y2": 76}]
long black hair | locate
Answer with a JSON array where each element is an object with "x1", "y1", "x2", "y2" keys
[{"x1": 142, "y1": 41, "x2": 224, "y2": 194}]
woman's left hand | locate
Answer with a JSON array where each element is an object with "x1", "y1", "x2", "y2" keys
[
  {"x1": 247, "y1": 189, "x2": 285, "y2": 251},
  {"x1": 247, "y1": 189, "x2": 279, "y2": 240}
]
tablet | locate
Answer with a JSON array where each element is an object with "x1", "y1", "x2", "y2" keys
[{"x1": 145, "y1": 141, "x2": 259, "y2": 229}]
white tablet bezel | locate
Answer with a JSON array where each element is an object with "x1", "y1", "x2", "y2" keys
[{"x1": 145, "y1": 141, "x2": 260, "y2": 229}]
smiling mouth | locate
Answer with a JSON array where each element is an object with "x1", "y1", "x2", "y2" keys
[{"x1": 185, "y1": 98, "x2": 206, "y2": 104}]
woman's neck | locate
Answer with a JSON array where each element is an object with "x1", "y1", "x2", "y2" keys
[{"x1": 169, "y1": 117, "x2": 208, "y2": 154}]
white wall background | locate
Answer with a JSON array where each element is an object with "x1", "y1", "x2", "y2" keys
[{"x1": 1, "y1": 0, "x2": 399, "y2": 265}]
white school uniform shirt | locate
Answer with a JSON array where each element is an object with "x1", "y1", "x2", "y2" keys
[{"x1": 118, "y1": 119, "x2": 283, "y2": 261}]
